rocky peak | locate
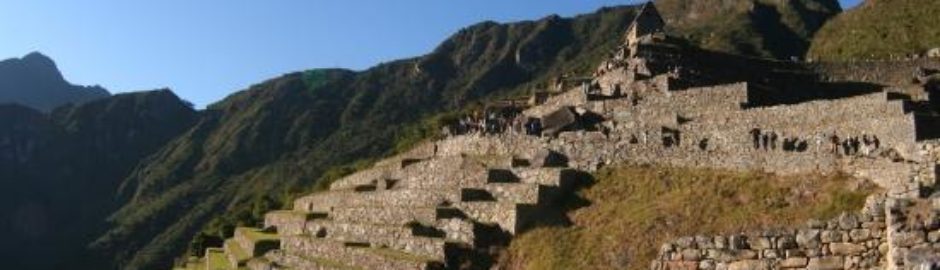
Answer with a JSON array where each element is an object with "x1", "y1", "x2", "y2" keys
[{"x1": 0, "y1": 52, "x2": 110, "y2": 112}]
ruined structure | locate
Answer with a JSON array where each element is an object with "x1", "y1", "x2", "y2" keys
[{"x1": 175, "y1": 3, "x2": 940, "y2": 270}]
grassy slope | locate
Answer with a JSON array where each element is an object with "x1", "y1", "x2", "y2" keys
[
  {"x1": 501, "y1": 165, "x2": 874, "y2": 270},
  {"x1": 809, "y1": 0, "x2": 940, "y2": 60}
]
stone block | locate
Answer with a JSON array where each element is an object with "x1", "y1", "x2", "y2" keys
[
  {"x1": 778, "y1": 257, "x2": 808, "y2": 268},
  {"x1": 797, "y1": 230, "x2": 821, "y2": 248},
  {"x1": 928, "y1": 230, "x2": 940, "y2": 243},
  {"x1": 675, "y1": 237, "x2": 696, "y2": 249},
  {"x1": 699, "y1": 259, "x2": 716, "y2": 270},
  {"x1": 727, "y1": 260, "x2": 770, "y2": 270},
  {"x1": 663, "y1": 261, "x2": 699, "y2": 270},
  {"x1": 747, "y1": 237, "x2": 772, "y2": 250},
  {"x1": 839, "y1": 213, "x2": 859, "y2": 230},
  {"x1": 849, "y1": 229, "x2": 871, "y2": 241},
  {"x1": 761, "y1": 249, "x2": 779, "y2": 259},
  {"x1": 729, "y1": 235, "x2": 748, "y2": 250},
  {"x1": 681, "y1": 249, "x2": 702, "y2": 261},
  {"x1": 829, "y1": 242, "x2": 866, "y2": 255},
  {"x1": 775, "y1": 235, "x2": 797, "y2": 249},
  {"x1": 734, "y1": 250, "x2": 759, "y2": 260},
  {"x1": 784, "y1": 249, "x2": 804, "y2": 258},
  {"x1": 893, "y1": 231, "x2": 927, "y2": 247},
  {"x1": 714, "y1": 236, "x2": 728, "y2": 249},
  {"x1": 820, "y1": 230, "x2": 845, "y2": 243},
  {"x1": 806, "y1": 256, "x2": 844, "y2": 270}
]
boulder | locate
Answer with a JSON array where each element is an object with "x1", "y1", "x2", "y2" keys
[
  {"x1": 540, "y1": 107, "x2": 578, "y2": 136},
  {"x1": 928, "y1": 48, "x2": 940, "y2": 58}
]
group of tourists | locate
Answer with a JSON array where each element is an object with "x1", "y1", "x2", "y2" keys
[{"x1": 443, "y1": 108, "x2": 542, "y2": 137}]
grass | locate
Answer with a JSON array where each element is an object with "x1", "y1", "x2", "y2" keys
[
  {"x1": 205, "y1": 248, "x2": 231, "y2": 270},
  {"x1": 500, "y1": 165, "x2": 875, "y2": 270},
  {"x1": 224, "y1": 239, "x2": 251, "y2": 263},
  {"x1": 809, "y1": 0, "x2": 940, "y2": 60},
  {"x1": 237, "y1": 227, "x2": 280, "y2": 242}
]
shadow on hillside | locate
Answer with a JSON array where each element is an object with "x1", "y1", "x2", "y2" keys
[
  {"x1": 521, "y1": 169, "x2": 596, "y2": 230},
  {"x1": 445, "y1": 169, "x2": 596, "y2": 270}
]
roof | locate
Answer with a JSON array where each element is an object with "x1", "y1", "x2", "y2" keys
[{"x1": 628, "y1": 2, "x2": 666, "y2": 37}]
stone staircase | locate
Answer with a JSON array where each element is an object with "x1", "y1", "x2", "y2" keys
[{"x1": 180, "y1": 138, "x2": 577, "y2": 270}]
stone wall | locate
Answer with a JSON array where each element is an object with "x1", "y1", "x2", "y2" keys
[
  {"x1": 531, "y1": 85, "x2": 925, "y2": 196},
  {"x1": 651, "y1": 196, "x2": 940, "y2": 270}
]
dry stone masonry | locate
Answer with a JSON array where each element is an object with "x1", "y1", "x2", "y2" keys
[{"x1": 176, "y1": 3, "x2": 940, "y2": 270}]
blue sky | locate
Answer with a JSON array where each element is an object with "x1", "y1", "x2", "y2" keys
[{"x1": 0, "y1": 0, "x2": 863, "y2": 107}]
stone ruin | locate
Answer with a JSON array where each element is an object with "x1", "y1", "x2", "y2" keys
[{"x1": 175, "y1": 3, "x2": 940, "y2": 270}]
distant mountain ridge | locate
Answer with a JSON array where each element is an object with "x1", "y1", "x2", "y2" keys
[
  {"x1": 0, "y1": 52, "x2": 110, "y2": 112},
  {"x1": 0, "y1": 89, "x2": 197, "y2": 270}
]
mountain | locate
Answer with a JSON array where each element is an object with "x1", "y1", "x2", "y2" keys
[
  {"x1": 0, "y1": 90, "x2": 197, "y2": 270},
  {"x1": 808, "y1": 0, "x2": 940, "y2": 61},
  {"x1": 656, "y1": 0, "x2": 842, "y2": 59},
  {"x1": 0, "y1": 52, "x2": 110, "y2": 112},
  {"x1": 79, "y1": 2, "x2": 852, "y2": 270}
]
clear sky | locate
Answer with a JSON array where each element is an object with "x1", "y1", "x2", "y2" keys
[{"x1": 0, "y1": 0, "x2": 863, "y2": 108}]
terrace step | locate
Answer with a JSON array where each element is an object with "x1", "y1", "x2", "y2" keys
[
  {"x1": 281, "y1": 236, "x2": 443, "y2": 270},
  {"x1": 292, "y1": 189, "x2": 460, "y2": 213},
  {"x1": 224, "y1": 228, "x2": 281, "y2": 268},
  {"x1": 330, "y1": 206, "x2": 464, "y2": 225},
  {"x1": 304, "y1": 219, "x2": 448, "y2": 259},
  {"x1": 204, "y1": 248, "x2": 233, "y2": 270},
  {"x1": 305, "y1": 218, "x2": 474, "y2": 245},
  {"x1": 264, "y1": 210, "x2": 328, "y2": 235},
  {"x1": 257, "y1": 249, "x2": 357, "y2": 270}
]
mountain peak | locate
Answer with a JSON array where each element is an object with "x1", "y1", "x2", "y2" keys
[{"x1": 0, "y1": 52, "x2": 109, "y2": 112}]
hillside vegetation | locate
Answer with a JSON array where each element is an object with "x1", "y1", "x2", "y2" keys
[
  {"x1": 809, "y1": 0, "x2": 940, "y2": 60},
  {"x1": 656, "y1": 0, "x2": 841, "y2": 59},
  {"x1": 500, "y1": 165, "x2": 874, "y2": 270},
  {"x1": 0, "y1": 90, "x2": 197, "y2": 270}
]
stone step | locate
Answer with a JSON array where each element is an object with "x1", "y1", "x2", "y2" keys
[
  {"x1": 223, "y1": 239, "x2": 252, "y2": 269},
  {"x1": 232, "y1": 227, "x2": 281, "y2": 258},
  {"x1": 455, "y1": 202, "x2": 524, "y2": 234},
  {"x1": 473, "y1": 183, "x2": 542, "y2": 205},
  {"x1": 264, "y1": 210, "x2": 328, "y2": 235},
  {"x1": 304, "y1": 219, "x2": 449, "y2": 259},
  {"x1": 204, "y1": 248, "x2": 232, "y2": 270},
  {"x1": 512, "y1": 167, "x2": 571, "y2": 187},
  {"x1": 281, "y1": 235, "x2": 443, "y2": 270},
  {"x1": 328, "y1": 166, "x2": 397, "y2": 191},
  {"x1": 330, "y1": 206, "x2": 464, "y2": 225},
  {"x1": 295, "y1": 182, "x2": 542, "y2": 214},
  {"x1": 257, "y1": 249, "x2": 357, "y2": 270},
  {"x1": 305, "y1": 218, "x2": 475, "y2": 246},
  {"x1": 293, "y1": 189, "x2": 460, "y2": 213}
]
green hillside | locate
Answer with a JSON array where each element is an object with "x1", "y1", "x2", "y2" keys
[
  {"x1": 809, "y1": 0, "x2": 940, "y2": 60},
  {"x1": 657, "y1": 0, "x2": 842, "y2": 59}
]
